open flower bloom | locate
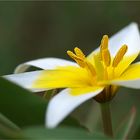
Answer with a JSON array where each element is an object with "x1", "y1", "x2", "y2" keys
[{"x1": 4, "y1": 22, "x2": 140, "y2": 128}]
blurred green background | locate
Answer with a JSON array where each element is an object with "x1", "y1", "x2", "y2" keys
[
  {"x1": 1, "y1": 1, "x2": 140, "y2": 139},
  {"x1": 1, "y1": 1, "x2": 140, "y2": 75}
]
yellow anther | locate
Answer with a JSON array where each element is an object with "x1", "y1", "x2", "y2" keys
[
  {"x1": 67, "y1": 49, "x2": 97, "y2": 79},
  {"x1": 99, "y1": 35, "x2": 111, "y2": 67},
  {"x1": 74, "y1": 47, "x2": 85, "y2": 59},
  {"x1": 112, "y1": 44, "x2": 128, "y2": 67},
  {"x1": 67, "y1": 50, "x2": 85, "y2": 67},
  {"x1": 67, "y1": 51, "x2": 79, "y2": 60},
  {"x1": 101, "y1": 35, "x2": 109, "y2": 50},
  {"x1": 102, "y1": 49, "x2": 111, "y2": 67}
]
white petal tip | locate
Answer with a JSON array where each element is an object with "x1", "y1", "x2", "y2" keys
[
  {"x1": 3, "y1": 71, "x2": 44, "y2": 92},
  {"x1": 128, "y1": 22, "x2": 139, "y2": 33},
  {"x1": 45, "y1": 121, "x2": 58, "y2": 129},
  {"x1": 45, "y1": 88, "x2": 103, "y2": 128}
]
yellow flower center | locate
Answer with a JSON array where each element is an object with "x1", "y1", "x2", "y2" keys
[
  {"x1": 67, "y1": 35, "x2": 128, "y2": 86},
  {"x1": 67, "y1": 35, "x2": 128, "y2": 102}
]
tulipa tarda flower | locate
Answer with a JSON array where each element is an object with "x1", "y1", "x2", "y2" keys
[{"x1": 4, "y1": 23, "x2": 140, "y2": 129}]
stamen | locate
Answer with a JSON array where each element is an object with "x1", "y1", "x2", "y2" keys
[
  {"x1": 67, "y1": 50, "x2": 78, "y2": 60},
  {"x1": 101, "y1": 35, "x2": 108, "y2": 50},
  {"x1": 112, "y1": 44, "x2": 128, "y2": 67},
  {"x1": 67, "y1": 48, "x2": 97, "y2": 79},
  {"x1": 100, "y1": 35, "x2": 111, "y2": 67},
  {"x1": 102, "y1": 49, "x2": 111, "y2": 67},
  {"x1": 74, "y1": 47, "x2": 85, "y2": 59},
  {"x1": 67, "y1": 50, "x2": 85, "y2": 67}
]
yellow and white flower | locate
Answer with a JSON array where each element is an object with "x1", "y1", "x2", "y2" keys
[{"x1": 4, "y1": 23, "x2": 140, "y2": 128}]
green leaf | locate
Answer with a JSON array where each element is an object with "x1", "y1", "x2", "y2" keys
[
  {"x1": 0, "y1": 113, "x2": 21, "y2": 139},
  {"x1": 21, "y1": 126, "x2": 108, "y2": 140},
  {"x1": 0, "y1": 125, "x2": 20, "y2": 139},
  {"x1": 60, "y1": 116, "x2": 86, "y2": 129},
  {"x1": 0, "y1": 113, "x2": 20, "y2": 130},
  {"x1": 115, "y1": 107, "x2": 136, "y2": 139},
  {"x1": 111, "y1": 88, "x2": 140, "y2": 138},
  {"x1": 0, "y1": 77, "x2": 47, "y2": 127},
  {"x1": 0, "y1": 78, "x2": 85, "y2": 130}
]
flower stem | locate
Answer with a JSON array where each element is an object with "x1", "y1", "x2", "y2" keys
[{"x1": 100, "y1": 102, "x2": 113, "y2": 137}]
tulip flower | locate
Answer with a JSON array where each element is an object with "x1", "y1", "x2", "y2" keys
[{"x1": 4, "y1": 23, "x2": 140, "y2": 129}]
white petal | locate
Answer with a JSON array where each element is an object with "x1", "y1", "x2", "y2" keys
[
  {"x1": 109, "y1": 22, "x2": 140, "y2": 56},
  {"x1": 46, "y1": 88, "x2": 104, "y2": 128},
  {"x1": 15, "y1": 57, "x2": 77, "y2": 73},
  {"x1": 112, "y1": 79, "x2": 140, "y2": 89},
  {"x1": 89, "y1": 22, "x2": 140, "y2": 57},
  {"x1": 3, "y1": 71, "x2": 46, "y2": 92}
]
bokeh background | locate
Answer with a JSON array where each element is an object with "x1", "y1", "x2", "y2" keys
[
  {"x1": 1, "y1": 1, "x2": 140, "y2": 75},
  {"x1": 1, "y1": 1, "x2": 140, "y2": 138}
]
